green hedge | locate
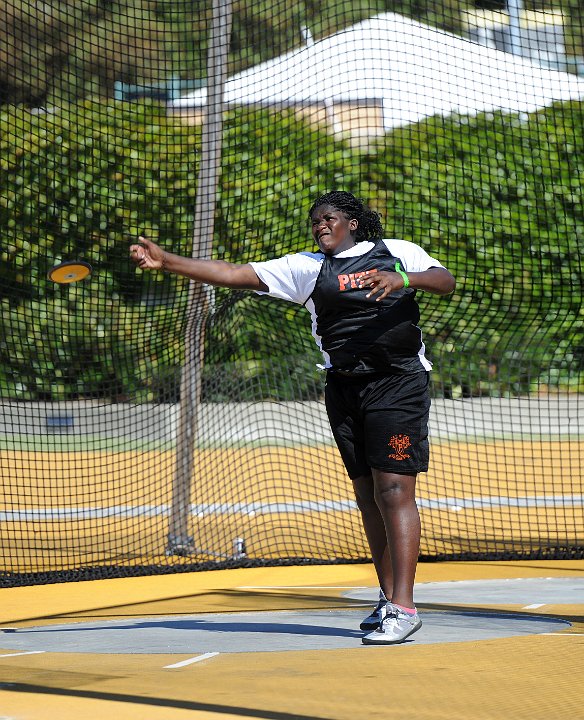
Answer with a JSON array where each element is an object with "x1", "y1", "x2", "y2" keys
[
  {"x1": 0, "y1": 100, "x2": 199, "y2": 400},
  {"x1": 0, "y1": 99, "x2": 583, "y2": 401},
  {"x1": 362, "y1": 103, "x2": 584, "y2": 396},
  {"x1": 0, "y1": 100, "x2": 352, "y2": 400}
]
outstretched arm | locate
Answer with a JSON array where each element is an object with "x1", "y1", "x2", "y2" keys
[{"x1": 129, "y1": 236, "x2": 268, "y2": 291}]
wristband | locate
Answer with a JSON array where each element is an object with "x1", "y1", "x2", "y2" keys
[{"x1": 395, "y1": 262, "x2": 410, "y2": 288}]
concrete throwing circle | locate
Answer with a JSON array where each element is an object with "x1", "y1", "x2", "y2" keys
[
  {"x1": 0, "y1": 609, "x2": 570, "y2": 654},
  {"x1": 344, "y1": 577, "x2": 584, "y2": 605}
]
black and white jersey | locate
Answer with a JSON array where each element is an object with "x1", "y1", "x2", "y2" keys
[{"x1": 251, "y1": 238, "x2": 445, "y2": 373}]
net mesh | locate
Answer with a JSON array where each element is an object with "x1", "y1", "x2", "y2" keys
[{"x1": 1, "y1": 0, "x2": 583, "y2": 587}]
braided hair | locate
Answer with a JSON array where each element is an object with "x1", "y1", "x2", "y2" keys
[{"x1": 308, "y1": 191, "x2": 384, "y2": 242}]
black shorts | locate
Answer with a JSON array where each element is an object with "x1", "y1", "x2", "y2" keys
[{"x1": 325, "y1": 370, "x2": 430, "y2": 479}]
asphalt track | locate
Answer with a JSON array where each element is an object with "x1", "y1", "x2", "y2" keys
[{"x1": 1, "y1": 560, "x2": 582, "y2": 719}]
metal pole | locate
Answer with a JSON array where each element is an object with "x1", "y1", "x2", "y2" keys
[{"x1": 167, "y1": 0, "x2": 233, "y2": 554}]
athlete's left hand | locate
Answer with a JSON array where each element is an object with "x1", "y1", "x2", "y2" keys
[{"x1": 358, "y1": 270, "x2": 406, "y2": 301}]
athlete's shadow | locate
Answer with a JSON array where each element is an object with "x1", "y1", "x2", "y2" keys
[{"x1": 10, "y1": 618, "x2": 364, "y2": 638}]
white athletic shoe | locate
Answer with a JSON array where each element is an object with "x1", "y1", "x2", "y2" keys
[
  {"x1": 362, "y1": 602, "x2": 422, "y2": 645},
  {"x1": 359, "y1": 589, "x2": 388, "y2": 631}
]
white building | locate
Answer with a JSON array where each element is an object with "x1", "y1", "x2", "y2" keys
[{"x1": 170, "y1": 12, "x2": 584, "y2": 142}]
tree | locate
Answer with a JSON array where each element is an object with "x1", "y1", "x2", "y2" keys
[
  {"x1": 1, "y1": 0, "x2": 481, "y2": 108},
  {"x1": 0, "y1": 0, "x2": 173, "y2": 106}
]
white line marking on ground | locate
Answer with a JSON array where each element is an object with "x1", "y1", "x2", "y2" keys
[
  {"x1": 0, "y1": 651, "x2": 46, "y2": 659},
  {"x1": 164, "y1": 652, "x2": 220, "y2": 669},
  {"x1": 523, "y1": 603, "x2": 546, "y2": 609}
]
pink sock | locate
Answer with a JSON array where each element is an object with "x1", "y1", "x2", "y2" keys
[{"x1": 394, "y1": 603, "x2": 416, "y2": 615}]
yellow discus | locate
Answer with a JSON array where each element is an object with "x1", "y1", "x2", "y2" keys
[{"x1": 47, "y1": 260, "x2": 92, "y2": 284}]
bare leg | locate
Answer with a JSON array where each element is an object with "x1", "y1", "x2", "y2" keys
[
  {"x1": 372, "y1": 470, "x2": 420, "y2": 608},
  {"x1": 352, "y1": 474, "x2": 393, "y2": 599}
]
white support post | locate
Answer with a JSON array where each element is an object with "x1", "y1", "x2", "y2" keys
[{"x1": 508, "y1": 0, "x2": 523, "y2": 57}]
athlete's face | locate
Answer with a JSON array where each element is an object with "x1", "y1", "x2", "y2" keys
[{"x1": 311, "y1": 204, "x2": 358, "y2": 255}]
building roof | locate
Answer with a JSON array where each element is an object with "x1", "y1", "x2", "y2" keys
[{"x1": 171, "y1": 12, "x2": 584, "y2": 130}]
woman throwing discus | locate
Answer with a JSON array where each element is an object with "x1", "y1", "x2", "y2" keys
[{"x1": 130, "y1": 190, "x2": 455, "y2": 645}]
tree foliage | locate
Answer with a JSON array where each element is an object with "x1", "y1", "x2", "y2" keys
[
  {"x1": 15, "y1": 0, "x2": 584, "y2": 107},
  {"x1": 361, "y1": 102, "x2": 584, "y2": 395},
  {"x1": 0, "y1": 99, "x2": 353, "y2": 400},
  {"x1": 0, "y1": 0, "x2": 173, "y2": 106},
  {"x1": 1, "y1": 97, "x2": 583, "y2": 401}
]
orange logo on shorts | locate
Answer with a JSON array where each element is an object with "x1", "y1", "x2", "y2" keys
[{"x1": 388, "y1": 434, "x2": 411, "y2": 461}]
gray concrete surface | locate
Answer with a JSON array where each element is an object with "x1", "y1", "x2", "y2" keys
[
  {"x1": 0, "y1": 609, "x2": 570, "y2": 654},
  {"x1": 345, "y1": 577, "x2": 584, "y2": 606},
  {"x1": 0, "y1": 578, "x2": 576, "y2": 655}
]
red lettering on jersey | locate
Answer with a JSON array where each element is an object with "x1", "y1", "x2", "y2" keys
[
  {"x1": 338, "y1": 269, "x2": 379, "y2": 292},
  {"x1": 338, "y1": 274, "x2": 351, "y2": 291}
]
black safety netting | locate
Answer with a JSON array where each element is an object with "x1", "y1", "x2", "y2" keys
[{"x1": 1, "y1": 0, "x2": 583, "y2": 586}]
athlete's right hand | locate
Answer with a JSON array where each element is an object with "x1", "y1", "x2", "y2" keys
[
  {"x1": 130, "y1": 236, "x2": 166, "y2": 271},
  {"x1": 359, "y1": 269, "x2": 405, "y2": 301}
]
